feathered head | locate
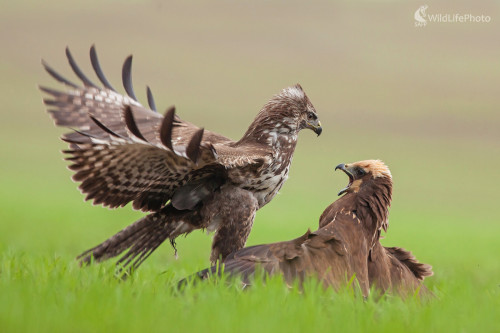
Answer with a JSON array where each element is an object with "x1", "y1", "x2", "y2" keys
[
  {"x1": 242, "y1": 84, "x2": 322, "y2": 141},
  {"x1": 335, "y1": 160, "x2": 393, "y2": 232}
]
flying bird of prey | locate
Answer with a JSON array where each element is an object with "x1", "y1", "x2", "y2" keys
[
  {"x1": 189, "y1": 160, "x2": 432, "y2": 297},
  {"x1": 40, "y1": 46, "x2": 322, "y2": 272}
]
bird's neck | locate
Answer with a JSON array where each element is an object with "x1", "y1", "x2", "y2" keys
[
  {"x1": 239, "y1": 114, "x2": 298, "y2": 145},
  {"x1": 356, "y1": 181, "x2": 392, "y2": 236},
  {"x1": 320, "y1": 182, "x2": 392, "y2": 248}
]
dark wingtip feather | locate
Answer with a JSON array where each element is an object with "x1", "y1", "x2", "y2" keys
[
  {"x1": 39, "y1": 85, "x2": 62, "y2": 96},
  {"x1": 90, "y1": 44, "x2": 116, "y2": 91},
  {"x1": 186, "y1": 128, "x2": 205, "y2": 163},
  {"x1": 146, "y1": 86, "x2": 157, "y2": 112},
  {"x1": 89, "y1": 115, "x2": 126, "y2": 139},
  {"x1": 72, "y1": 128, "x2": 98, "y2": 139},
  {"x1": 42, "y1": 98, "x2": 59, "y2": 106},
  {"x1": 122, "y1": 55, "x2": 137, "y2": 101},
  {"x1": 160, "y1": 106, "x2": 176, "y2": 150},
  {"x1": 61, "y1": 136, "x2": 87, "y2": 145},
  {"x1": 65, "y1": 46, "x2": 98, "y2": 88},
  {"x1": 41, "y1": 59, "x2": 79, "y2": 88},
  {"x1": 124, "y1": 106, "x2": 148, "y2": 142}
]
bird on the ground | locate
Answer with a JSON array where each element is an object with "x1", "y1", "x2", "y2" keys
[
  {"x1": 189, "y1": 160, "x2": 432, "y2": 297},
  {"x1": 319, "y1": 160, "x2": 432, "y2": 296},
  {"x1": 40, "y1": 46, "x2": 322, "y2": 273}
]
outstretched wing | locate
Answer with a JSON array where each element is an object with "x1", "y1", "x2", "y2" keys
[
  {"x1": 194, "y1": 213, "x2": 371, "y2": 294},
  {"x1": 41, "y1": 46, "x2": 270, "y2": 211},
  {"x1": 192, "y1": 231, "x2": 316, "y2": 285}
]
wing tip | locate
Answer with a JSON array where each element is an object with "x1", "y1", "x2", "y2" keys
[
  {"x1": 160, "y1": 106, "x2": 176, "y2": 151},
  {"x1": 90, "y1": 44, "x2": 116, "y2": 91},
  {"x1": 65, "y1": 46, "x2": 98, "y2": 88},
  {"x1": 41, "y1": 56, "x2": 79, "y2": 88},
  {"x1": 186, "y1": 127, "x2": 205, "y2": 163},
  {"x1": 124, "y1": 106, "x2": 148, "y2": 142},
  {"x1": 122, "y1": 55, "x2": 137, "y2": 101},
  {"x1": 146, "y1": 85, "x2": 157, "y2": 112}
]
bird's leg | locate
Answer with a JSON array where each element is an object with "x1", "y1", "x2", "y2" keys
[
  {"x1": 210, "y1": 212, "x2": 255, "y2": 263},
  {"x1": 170, "y1": 238, "x2": 178, "y2": 259},
  {"x1": 209, "y1": 194, "x2": 258, "y2": 264}
]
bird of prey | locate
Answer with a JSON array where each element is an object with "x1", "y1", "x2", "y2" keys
[
  {"x1": 40, "y1": 46, "x2": 322, "y2": 272},
  {"x1": 189, "y1": 160, "x2": 432, "y2": 297},
  {"x1": 320, "y1": 160, "x2": 432, "y2": 296}
]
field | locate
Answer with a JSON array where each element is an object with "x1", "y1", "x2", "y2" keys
[{"x1": 1, "y1": 0, "x2": 499, "y2": 332}]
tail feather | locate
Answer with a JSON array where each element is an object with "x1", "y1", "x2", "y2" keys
[
  {"x1": 116, "y1": 226, "x2": 167, "y2": 269},
  {"x1": 77, "y1": 216, "x2": 152, "y2": 264},
  {"x1": 385, "y1": 246, "x2": 433, "y2": 280},
  {"x1": 127, "y1": 232, "x2": 168, "y2": 269},
  {"x1": 77, "y1": 207, "x2": 195, "y2": 272}
]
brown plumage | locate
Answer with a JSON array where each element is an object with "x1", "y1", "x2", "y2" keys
[
  {"x1": 190, "y1": 160, "x2": 432, "y2": 297},
  {"x1": 368, "y1": 244, "x2": 433, "y2": 297},
  {"x1": 40, "y1": 46, "x2": 322, "y2": 272}
]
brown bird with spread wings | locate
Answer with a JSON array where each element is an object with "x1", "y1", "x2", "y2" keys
[
  {"x1": 40, "y1": 46, "x2": 322, "y2": 272},
  {"x1": 319, "y1": 160, "x2": 432, "y2": 296},
  {"x1": 191, "y1": 160, "x2": 432, "y2": 297}
]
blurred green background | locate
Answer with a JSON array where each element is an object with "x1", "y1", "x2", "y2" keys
[{"x1": 0, "y1": 0, "x2": 499, "y2": 331}]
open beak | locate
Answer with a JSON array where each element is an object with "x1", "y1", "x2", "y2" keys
[
  {"x1": 307, "y1": 120, "x2": 322, "y2": 136},
  {"x1": 335, "y1": 163, "x2": 354, "y2": 196}
]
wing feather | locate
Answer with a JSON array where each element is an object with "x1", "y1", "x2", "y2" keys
[
  {"x1": 65, "y1": 47, "x2": 99, "y2": 88},
  {"x1": 146, "y1": 86, "x2": 157, "y2": 112},
  {"x1": 160, "y1": 106, "x2": 175, "y2": 150},
  {"x1": 122, "y1": 55, "x2": 137, "y2": 101},
  {"x1": 123, "y1": 105, "x2": 148, "y2": 142},
  {"x1": 89, "y1": 115, "x2": 126, "y2": 139},
  {"x1": 41, "y1": 46, "x2": 272, "y2": 211},
  {"x1": 385, "y1": 247, "x2": 433, "y2": 280},
  {"x1": 186, "y1": 128, "x2": 204, "y2": 163},
  {"x1": 90, "y1": 45, "x2": 116, "y2": 91},
  {"x1": 211, "y1": 214, "x2": 370, "y2": 293},
  {"x1": 41, "y1": 60, "x2": 79, "y2": 88},
  {"x1": 65, "y1": 140, "x2": 196, "y2": 211}
]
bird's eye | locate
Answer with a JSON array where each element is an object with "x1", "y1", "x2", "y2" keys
[
  {"x1": 307, "y1": 112, "x2": 315, "y2": 120},
  {"x1": 356, "y1": 168, "x2": 366, "y2": 177}
]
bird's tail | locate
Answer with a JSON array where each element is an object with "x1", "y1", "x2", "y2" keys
[
  {"x1": 384, "y1": 246, "x2": 433, "y2": 280},
  {"x1": 77, "y1": 206, "x2": 195, "y2": 273}
]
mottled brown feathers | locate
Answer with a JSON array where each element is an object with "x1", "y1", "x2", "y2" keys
[{"x1": 41, "y1": 46, "x2": 321, "y2": 273}]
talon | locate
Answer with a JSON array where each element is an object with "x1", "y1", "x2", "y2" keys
[{"x1": 170, "y1": 238, "x2": 178, "y2": 259}]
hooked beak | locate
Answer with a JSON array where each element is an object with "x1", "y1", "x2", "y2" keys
[
  {"x1": 307, "y1": 120, "x2": 322, "y2": 136},
  {"x1": 335, "y1": 163, "x2": 354, "y2": 196}
]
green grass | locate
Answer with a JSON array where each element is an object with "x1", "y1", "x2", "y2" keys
[
  {"x1": 0, "y1": 246, "x2": 498, "y2": 333},
  {"x1": 1, "y1": 0, "x2": 500, "y2": 332},
  {"x1": 1, "y1": 137, "x2": 499, "y2": 333}
]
